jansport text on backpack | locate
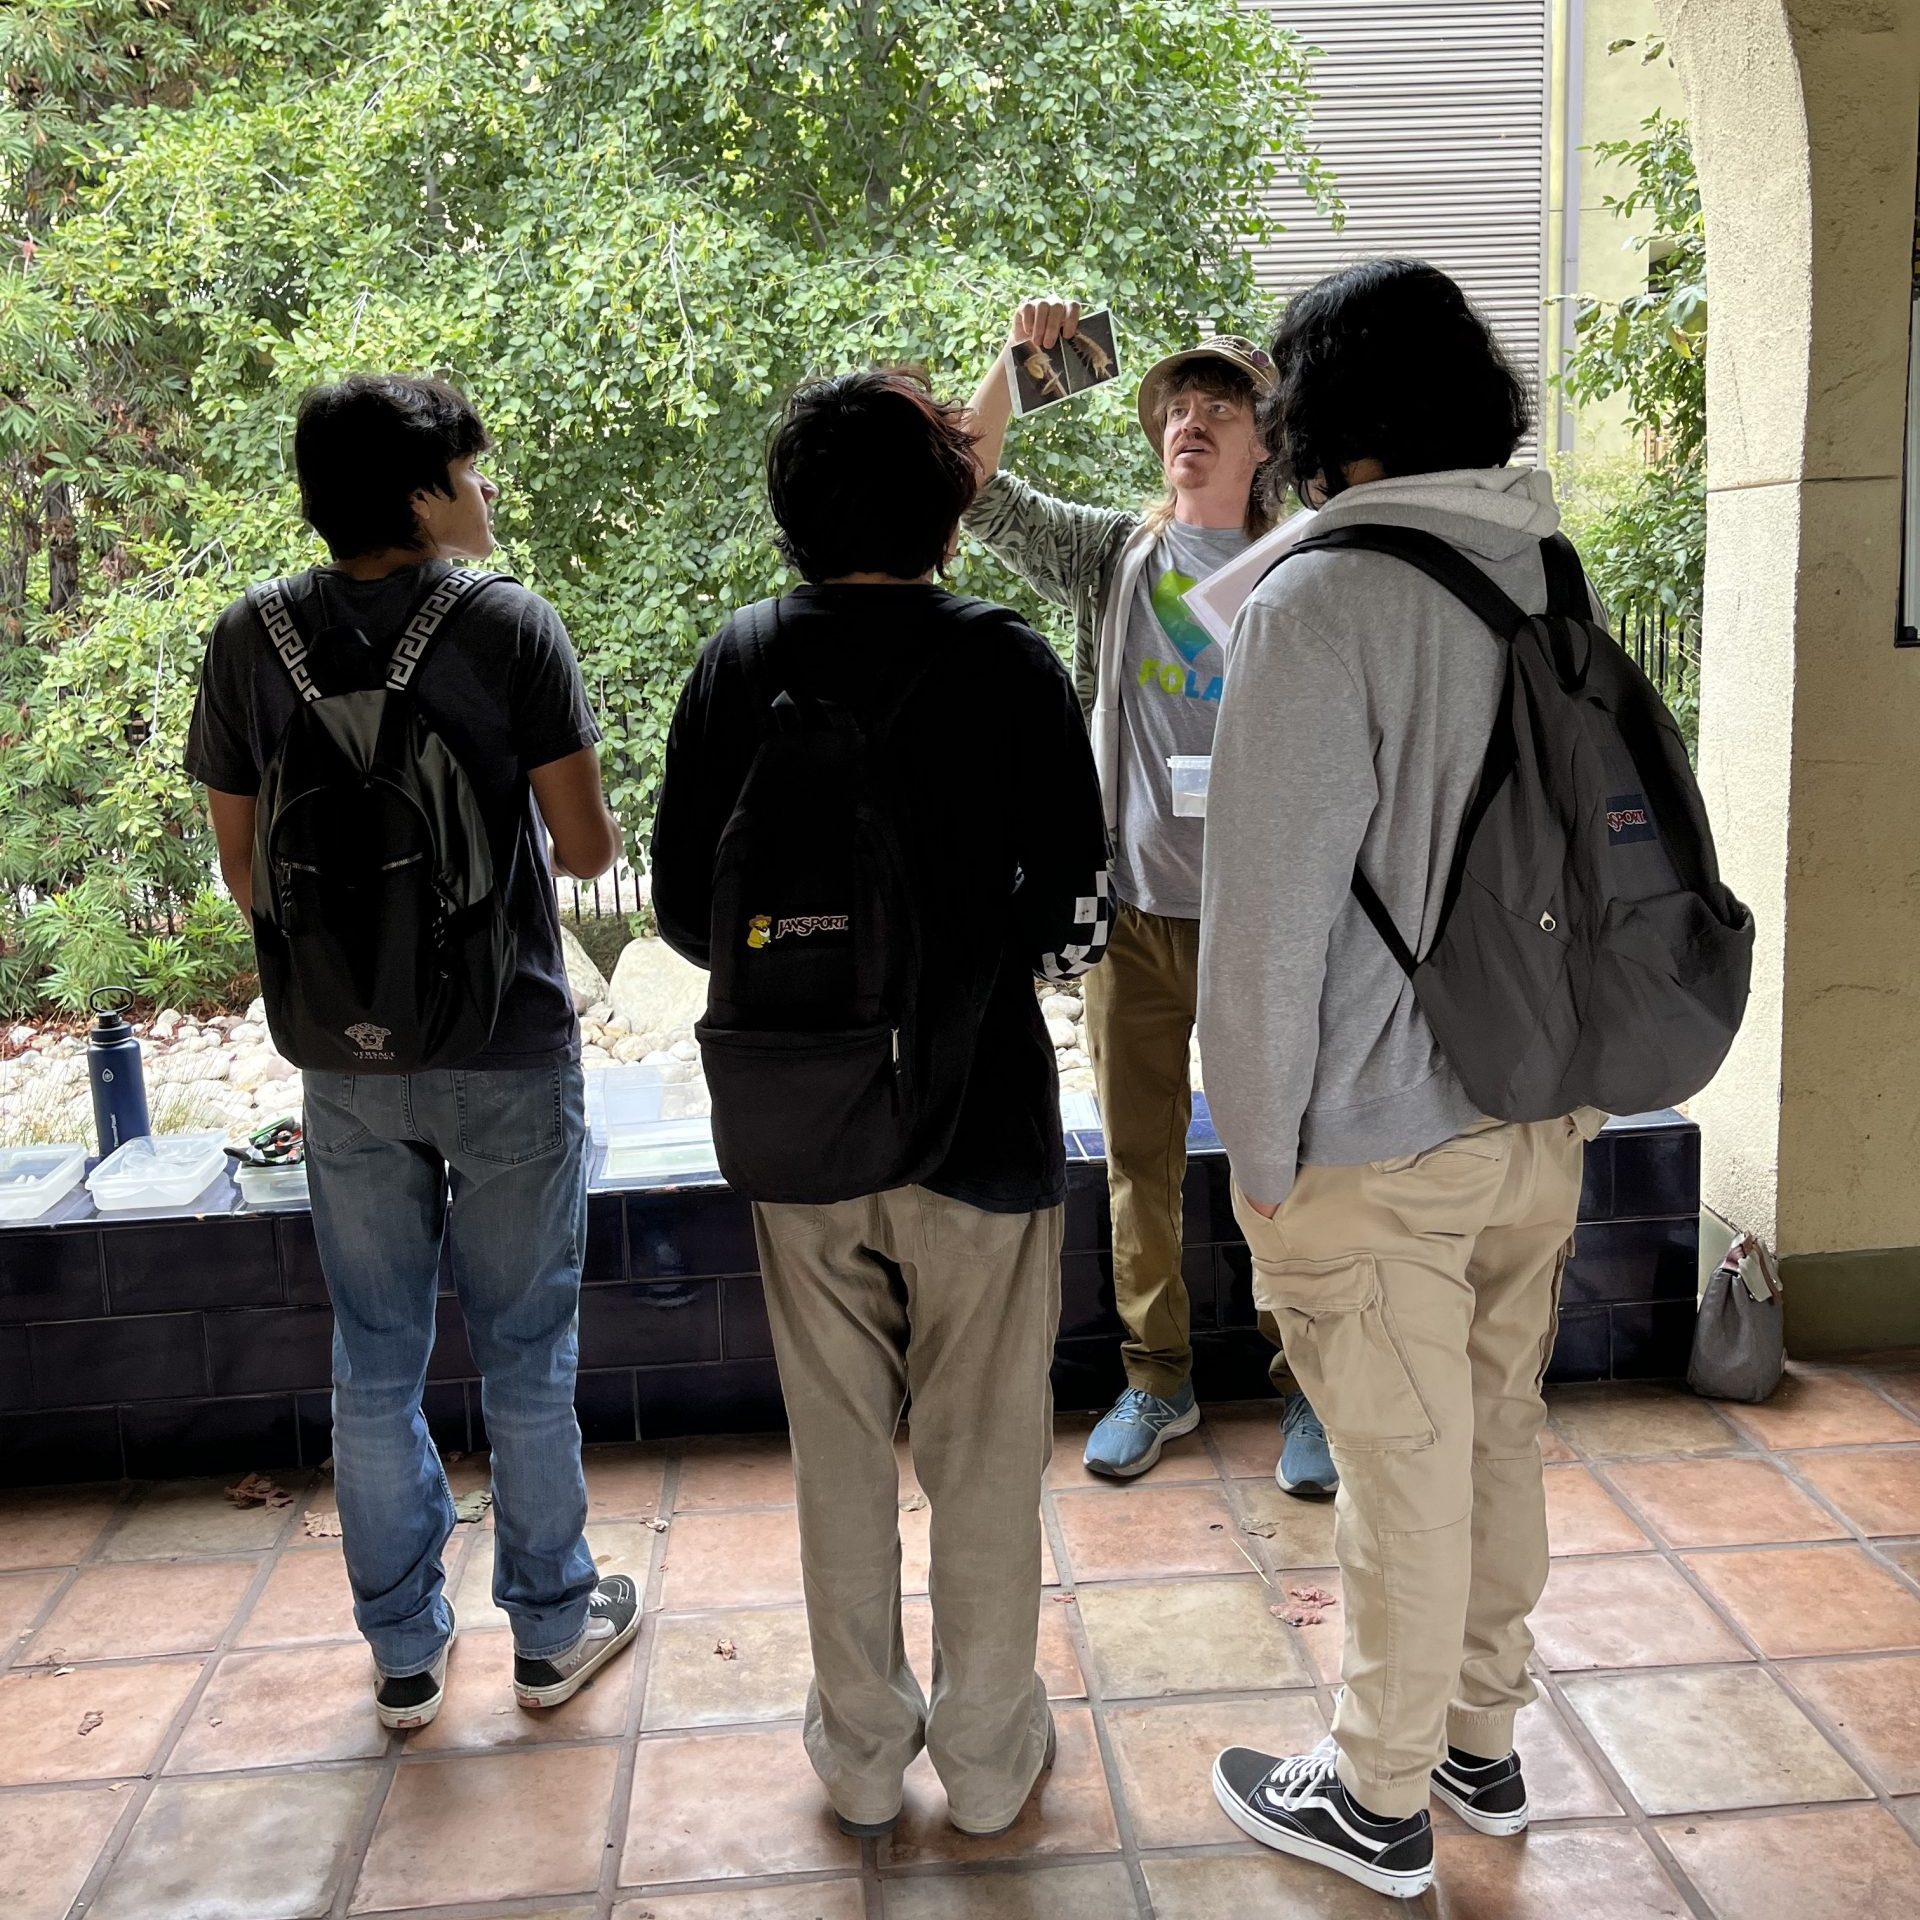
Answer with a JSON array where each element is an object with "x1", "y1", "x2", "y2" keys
[
  {"x1": 247, "y1": 568, "x2": 517, "y2": 1074},
  {"x1": 1276, "y1": 524, "x2": 1753, "y2": 1121},
  {"x1": 695, "y1": 598, "x2": 1012, "y2": 1204}
]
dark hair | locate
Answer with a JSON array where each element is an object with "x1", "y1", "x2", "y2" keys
[
  {"x1": 765, "y1": 369, "x2": 980, "y2": 583},
  {"x1": 1258, "y1": 260, "x2": 1532, "y2": 507},
  {"x1": 293, "y1": 374, "x2": 490, "y2": 558}
]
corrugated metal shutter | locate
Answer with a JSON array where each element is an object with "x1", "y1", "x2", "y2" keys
[{"x1": 1244, "y1": 1, "x2": 1551, "y2": 445}]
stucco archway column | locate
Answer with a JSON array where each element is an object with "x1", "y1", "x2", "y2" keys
[{"x1": 1659, "y1": 0, "x2": 1920, "y2": 1347}]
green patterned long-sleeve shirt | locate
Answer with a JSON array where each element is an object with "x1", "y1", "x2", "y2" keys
[{"x1": 962, "y1": 470, "x2": 1139, "y2": 722}]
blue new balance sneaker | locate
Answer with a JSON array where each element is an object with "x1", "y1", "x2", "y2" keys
[
  {"x1": 1083, "y1": 1380, "x2": 1201, "y2": 1478},
  {"x1": 1277, "y1": 1392, "x2": 1338, "y2": 1496}
]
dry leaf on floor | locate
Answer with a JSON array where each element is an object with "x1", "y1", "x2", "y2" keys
[
  {"x1": 76, "y1": 1711, "x2": 104, "y2": 1737},
  {"x1": 1051, "y1": 1592, "x2": 1077, "y2": 1605},
  {"x1": 714, "y1": 1639, "x2": 738, "y2": 1661},
  {"x1": 1241, "y1": 1519, "x2": 1279, "y2": 1538},
  {"x1": 900, "y1": 1493, "x2": 929, "y2": 1512},
  {"x1": 53, "y1": 1665, "x2": 74, "y2": 1677},
  {"x1": 1275, "y1": 1582, "x2": 1338, "y2": 1627},
  {"x1": 302, "y1": 1509, "x2": 344, "y2": 1540},
  {"x1": 206, "y1": 1717, "x2": 222, "y2": 1728},
  {"x1": 642, "y1": 1516, "x2": 669, "y2": 1532},
  {"x1": 225, "y1": 1473, "x2": 291, "y2": 1510},
  {"x1": 451, "y1": 1491, "x2": 492, "y2": 1524}
]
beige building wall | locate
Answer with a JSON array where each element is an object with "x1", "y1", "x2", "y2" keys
[{"x1": 1658, "y1": 0, "x2": 1920, "y2": 1350}]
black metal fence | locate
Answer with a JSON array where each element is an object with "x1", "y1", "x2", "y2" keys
[{"x1": 566, "y1": 858, "x2": 646, "y2": 924}]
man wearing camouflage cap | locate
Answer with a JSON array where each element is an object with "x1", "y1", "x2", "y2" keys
[{"x1": 964, "y1": 301, "x2": 1334, "y2": 1490}]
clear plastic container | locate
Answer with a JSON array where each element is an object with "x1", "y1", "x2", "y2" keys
[
  {"x1": 0, "y1": 1144, "x2": 88, "y2": 1223},
  {"x1": 87, "y1": 1130, "x2": 228, "y2": 1212},
  {"x1": 600, "y1": 1116, "x2": 716, "y2": 1183},
  {"x1": 1059, "y1": 1091, "x2": 1101, "y2": 1133},
  {"x1": 585, "y1": 1063, "x2": 666, "y2": 1147},
  {"x1": 235, "y1": 1161, "x2": 310, "y2": 1210},
  {"x1": 1167, "y1": 754, "x2": 1211, "y2": 817}
]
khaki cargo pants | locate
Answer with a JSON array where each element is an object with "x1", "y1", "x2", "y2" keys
[
  {"x1": 1085, "y1": 900, "x2": 1288, "y2": 1398},
  {"x1": 1232, "y1": 1113, "x2": 1595, "y2": 1819},
  {"x1": 751, "y1": 1188, "x2": 1060, "y2": 1831}
]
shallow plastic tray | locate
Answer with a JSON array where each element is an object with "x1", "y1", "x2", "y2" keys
[
  {"x1": 235, "y1": 1160, "x2": 310, "y2": 1210},
  {"x1": 0, "y1": 1143, "x2": 88, "y2": 1223},
  {"x1": 87, "y1": 1130, "x2": 228, "y2": 1212},
  {"x1": 600, "y1": 1116, "x2": 716, "y2": 1182}
]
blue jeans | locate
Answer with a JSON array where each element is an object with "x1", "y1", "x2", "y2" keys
[{"x1": 304, "y1": 1062, "x2": 596, "y2": 1676}]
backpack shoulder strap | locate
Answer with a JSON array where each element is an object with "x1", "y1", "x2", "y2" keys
[
  {"x1": 873, "y1": 595, "x2": 1017, "y2": 734},
  {"x1": 1539, "y1": 532, "x2": 1592, "y2": 620},
  {"x1": 734, "y1": 598, "x2": 785, "y2": 718},
  {"x1": 1281, "y1": 524, "x2": 1532, "y2": 638},
  {"x1": 248, "y1": 577, "x2": 322, "y2": 706},
  {"x1": 385, "y1": 566, "x2": 507, "y2": 691}
]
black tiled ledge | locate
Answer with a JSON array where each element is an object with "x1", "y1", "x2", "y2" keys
[{"x1": 0, "y1": 1109, "x2": 1699, "y2": 1485}]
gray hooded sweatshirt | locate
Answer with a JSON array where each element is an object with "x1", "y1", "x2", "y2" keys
[{"x1": 1197, "y1": 467, "x2": 1569, "y2": 1206}]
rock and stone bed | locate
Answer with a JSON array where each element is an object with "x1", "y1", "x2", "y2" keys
[{"x1": 0, "y1": 933, "x2": 1206, "y2": 1150}]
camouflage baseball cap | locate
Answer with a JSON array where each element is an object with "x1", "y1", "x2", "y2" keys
[{"x1": 1136, "y1": 335, "x2": 1277, "y2": 450}]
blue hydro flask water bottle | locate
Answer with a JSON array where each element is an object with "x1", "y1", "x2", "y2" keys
[{"x1": 87, "y1": 987, "x2": 152, "y2": 1157}]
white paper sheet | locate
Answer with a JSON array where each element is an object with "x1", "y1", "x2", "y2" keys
[{"x1": 1180, "y1": 504, "x2": 1318, "y2": 651}]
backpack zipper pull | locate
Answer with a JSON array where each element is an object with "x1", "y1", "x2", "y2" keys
[{"x1": 891, "y1": 1027, "x2": 901, "y2": 1067}]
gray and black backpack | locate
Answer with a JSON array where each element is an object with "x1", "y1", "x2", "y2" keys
[
  {"x1": 1275, "y1": 524, "x2": 1753, "y2": 1120},
  {"x1": 247, "y1": 567, "x2": 517, "y2": 1074}
]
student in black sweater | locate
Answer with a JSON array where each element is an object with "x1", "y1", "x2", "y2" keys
[{"x1": 651, "y1": 370, "x2": 1109, "y2": 1840}]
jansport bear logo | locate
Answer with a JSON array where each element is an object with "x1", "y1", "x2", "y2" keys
[
  {"x1": 746, "y1": 915, "x2": 772, "y2": 950},
  {"x1": 345, "y1": 1023, "x2": 394, "y2": 1060},
  {"x1": 1606, "y1": 794, "x2": 1658, "y2": 846}
]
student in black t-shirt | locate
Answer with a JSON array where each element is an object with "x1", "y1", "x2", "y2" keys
[
  {"x1": 187, "y1": 375, "x2": 639, "y2": 1731},
  {"x1": 651, "y1": 371, "x2": 1111, "y2": 1841}
]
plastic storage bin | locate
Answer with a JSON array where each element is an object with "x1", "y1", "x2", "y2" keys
[
  {"x1": 0, "y1": 1144, "x2": 88, "y2": 1223},
  {"x1": 235, "y1": 1161, "x2": 310, "y2": 1210},
  {"x1": 1167, "y1": 754, "x2": 1211, "y2": 817},
  {"x1": 585, "y1": 1064, "x2": 666, "y2": 1147},
  {"x1": 87, "y1": 1131, "x2": 228, "y2": 1212},
  {"x1": 600, "y1": 1116, "x2": 717, "y2": 1183}
]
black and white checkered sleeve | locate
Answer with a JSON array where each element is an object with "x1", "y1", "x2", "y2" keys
[{"x1": 1037, "y1": 867, "x2": 1113, "y2": 982}]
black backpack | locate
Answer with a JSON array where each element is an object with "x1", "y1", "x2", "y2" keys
[
  {"x1": 1275, "y1": 524, "x2": 1753, "y2": 1121},
  {"x1": 695, "y1": 596, "x2": 1012, "y2": 1204},
  {"x1": 246, "y1": 567, "x2": 517, "y2": 1074}
]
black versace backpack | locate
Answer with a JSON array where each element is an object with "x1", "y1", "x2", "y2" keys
[
  {"x1": 246, "y1": 567, "x2": 517, "y2": 1074},
  {"x1": 1273, "y1": 524, "x2": 1753, "y2": 1120},
  {"x1": 695, "y1": 596, "x2": 1014, "y2": 1204}
]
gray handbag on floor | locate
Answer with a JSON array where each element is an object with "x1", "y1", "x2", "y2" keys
[{"x1": 1688, "y1": 1232, "x2": 1783, "y2": 1403}]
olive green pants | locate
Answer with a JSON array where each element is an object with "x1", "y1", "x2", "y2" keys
[{"x1": 1084, "y1": 899, "x2": 1287, "y2": 1399}]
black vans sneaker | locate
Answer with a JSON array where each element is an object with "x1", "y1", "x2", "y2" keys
[
  {"x1": 375, "y1": 1603, "x2": 455, "y2": 1732},
  {"x1": 1431, "y1": 1745, "x2": 1531, "y2": 1836},
  {"x1": 513, "y1": 1575, "x2": 642, "y2": 1709},
  {"x1": 1213, "y1": 1736, "x2": 1434, "y2": 1901}
]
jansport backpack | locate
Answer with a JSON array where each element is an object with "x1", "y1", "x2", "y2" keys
[
  {"x1": 695, "y1": 596, "x2": 1014, "y2": 1204},
  {"x1": 246, "y1": 567, "x2": 517, "y2": 1074},
  {"x1": 1274, "y1": 523, "x2": 1753, "y2": 1120}
]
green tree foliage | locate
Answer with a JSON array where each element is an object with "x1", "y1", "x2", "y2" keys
[
  {"x1": 1557, "y1": 106, "x2": 1705, "y2": 633},
  {"x1": 1, "y1": 0, "x2": 1329, "y2": 1013}
]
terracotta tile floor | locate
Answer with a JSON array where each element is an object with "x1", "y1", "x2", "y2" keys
[{"x1": 3, "y1": 1357, "x2": 1920, "y2": 1917}]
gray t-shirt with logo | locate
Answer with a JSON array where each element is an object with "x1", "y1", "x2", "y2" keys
[{"x1": 1113, "y1": 518, "x2": 1251, "y2": 918}]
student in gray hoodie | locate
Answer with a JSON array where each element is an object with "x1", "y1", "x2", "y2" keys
[{"x1": 1201, "y1": 261, "x2": 1604, "y2": 1901}]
